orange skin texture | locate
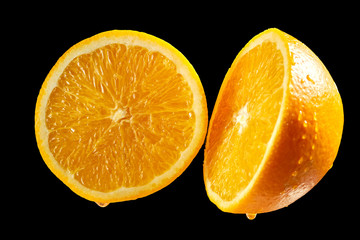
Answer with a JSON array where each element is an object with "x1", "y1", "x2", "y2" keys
[{"x1": 230, "y1": 33, "x2": 343, "y2": 214}]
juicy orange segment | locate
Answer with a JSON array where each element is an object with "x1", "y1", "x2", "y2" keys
[
  {"x1": 204, "y1": 28, "x2": 343, "y2": 216},
  {"x1": 35, "y1": 30, "x2": 207, "y2": 203}
]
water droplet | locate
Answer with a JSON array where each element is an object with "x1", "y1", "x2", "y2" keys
[
  {"x1": 311, "y1": 144, "x2": 315, "y2": 150},
  {"x1": 246, "y1": 213, "x2": 257, "y2": 220},
  {"x1": 315, "y1": 123, "x2": 319, "y2": 132},
  {"x1": 298, "y1": 110, "x2": 303, "y2": 121},
  {"x1": 96, "y1": 202, "x2": 109, "y2": 208},
  {"x1": 292, "y1": 171, "x2": 298, "y2": 177},
  {"x1": 301, "y1": 134, "x2": 306, "y2": 140},
  {"x1": 298, "y1": 157, "x2": 304, "y2": 164},
  {"x1": 303, "y1": 120, "x2": 308, "y2": 128},
  {"x1": 314, "y1": 134, "x2": 318, "y2": 140}
]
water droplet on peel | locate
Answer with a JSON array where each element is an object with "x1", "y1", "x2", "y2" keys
[
  {"x1": 246, "y1": 213, "x2": 257, "y2": 220},
  {"x1": 301, "y1": 134, "x2": 306, "y2": 139},
  {"x1": 298, "y1": 110, "x2": 303, "y2": 121},
  {"x1": 96, "y1": 202, "x2": 109, "y2": 208},
  {"x1": 313, "y1": 112, "x2": 317, "y2": 121},
  {"x1": 298, "y1": 157, "x2": 304, "y2": 164},
  {"x1": 303, "y1": 120, "x2": 308, "y2": 128},
  {"x1": 292, "y1": 171, "x2": 298, "y2": 177}
]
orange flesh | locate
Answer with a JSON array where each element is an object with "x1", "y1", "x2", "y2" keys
[
  {"x1": 45, "y1": 44, "x2": 195, "y2": 192},
  {"x1": 205, "y1": 41, "x2": 284, "y2": 201}
]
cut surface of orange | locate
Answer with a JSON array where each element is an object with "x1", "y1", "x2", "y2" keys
[
  {"x1": 35, "y1": 30, "x2": 207, "y2": 204},
  {"x1": 204, "y1": 28, "x2": 343, "y2": 216}
]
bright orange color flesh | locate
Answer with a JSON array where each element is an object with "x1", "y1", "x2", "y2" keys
[
  {"x1": 204, "y1": 28, "x2": 343, "y2": 216},
  {"x1": 47, "y1": 45, "x2": 195, "y2": 192},
  {"x1": 35, "y1": 31, "x2": 207, "y2": 203},
  {"x1": 205, "y1": 41, "x2": 284, "y2": 202}
]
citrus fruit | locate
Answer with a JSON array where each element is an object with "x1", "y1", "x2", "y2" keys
[
  {"x1": 203, "y1": 28, "x2": 343, "y2": 218},
  {"x1": 35, "y1": 30, "x2": 208, "y2": 205}
]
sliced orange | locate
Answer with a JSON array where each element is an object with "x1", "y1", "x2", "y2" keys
[
  {"x1": 204, "y1": 28, "x2": 343, "y2": 218},
  {"x1": 35, "y1": 30, "x2": 208, "y2": 204}
]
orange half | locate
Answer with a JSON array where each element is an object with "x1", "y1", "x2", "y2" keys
[
  {"x1": 204, "y1": 28, "x2": 343, "y2": 216},
  {"x1": 35, "y1": 30, "x2": 208, "y2": 204}
]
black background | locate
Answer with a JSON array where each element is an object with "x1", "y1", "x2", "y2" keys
[{"x1": 13, "y1": 5, "x2": 356, "y2": 237}]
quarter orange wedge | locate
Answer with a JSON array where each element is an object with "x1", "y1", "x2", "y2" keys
[
  {"x1": 35, "y1": 30, "x2": 208, "y2": 205},
  {"x1": 203, "y1": 28, "x2": 343, "y2": 218}
]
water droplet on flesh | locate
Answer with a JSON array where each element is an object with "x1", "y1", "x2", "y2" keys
[{"x1": 246, "y1": 213, "x2": 257, "y2": 220}]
